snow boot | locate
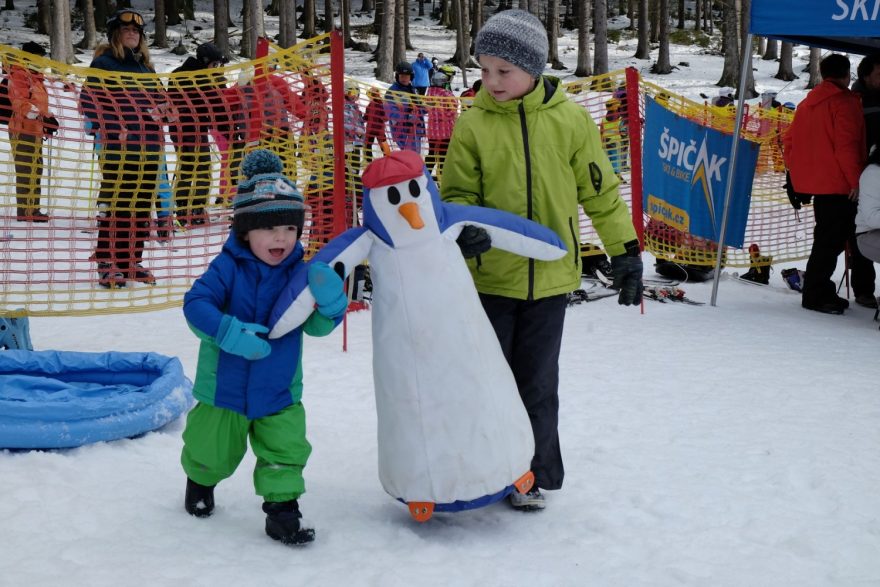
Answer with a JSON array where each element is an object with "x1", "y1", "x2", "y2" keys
[
  {"x1": 97, "y1": 262, "x2": 126, "y2": 289},
  {"x1": 740, "y1": 244, "x2": 772, "y2": 285},
  {"x1": 184, "y1": 478, "x2": 215, "y2": 518},
  {"x1": 508, "y1": 488, "x2": 546, "y2": 511},
  {"x1": 263, "y1": 500, "x2": 315, "y2": 545}
]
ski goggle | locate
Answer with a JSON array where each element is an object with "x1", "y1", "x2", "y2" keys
[{"x1": 116, "y1": 11, "x2": 144, "y2": 27}]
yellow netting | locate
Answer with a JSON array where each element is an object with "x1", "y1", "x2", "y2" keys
[
  {"x1": 0, "y1": 34, "x2": 338, "y2": 316},
  {"x1": 0, "y1": 51, "x2": 809, "y2": 317}
]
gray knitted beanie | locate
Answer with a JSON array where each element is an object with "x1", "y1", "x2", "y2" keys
[{"x1": 474, "y1": 9, "x2": 548, "y2": 79}]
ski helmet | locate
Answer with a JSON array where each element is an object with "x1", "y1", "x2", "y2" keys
[
  {"x1": 106, "y1": 9, "x2": 145, "y2": 37},
  {"x1": 196, "y1": 42, "x2": 228, "y2": 66},
  {"x1": 395, "y1": 62, "x2": 414, "y2": 76},
  {"x1": 344, "y1": 79, "x2": 361, "y2": 98}
]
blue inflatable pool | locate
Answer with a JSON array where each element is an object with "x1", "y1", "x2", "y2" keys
[{"x1": 0, "y1": 350, "x2": 193, "y2": 449}]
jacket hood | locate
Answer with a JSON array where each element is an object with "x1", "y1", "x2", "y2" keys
[
  {"x1": 801, "y1": 79, "x2": 851, "y2": 108},
  {"x1": 473, "y1": 75, "x2": 567, "y2": 113}
]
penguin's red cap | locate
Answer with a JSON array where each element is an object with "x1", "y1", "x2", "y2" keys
[{"x1": 362, "y1": 150, "x2": 424, "y2": 189}]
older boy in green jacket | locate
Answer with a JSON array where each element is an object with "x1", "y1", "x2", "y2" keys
[{"x1": 441, "y1": 9, "x2": 642, "y2": 511}]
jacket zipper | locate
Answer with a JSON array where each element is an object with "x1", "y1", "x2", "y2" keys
[
  {"x1": 518, "y1": 102, "x2": 535, "y2": 300},
  {"x1": 568, "y1": 217, "x2": 579, "y2": 266}
]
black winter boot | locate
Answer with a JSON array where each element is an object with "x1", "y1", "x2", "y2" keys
[
  {"x1": 184, "y1": 478, "x2": 215, "y2": 518},
  {"x1": 263, "y1": 500, "x2": 315, "y2": 545}
]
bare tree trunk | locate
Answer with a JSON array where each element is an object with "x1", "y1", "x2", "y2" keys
[
  {"x1": 455, "y1": 0, "x2": 470, "y2": 88},
  {"x1": 405, "y1": 0, "x2": 414, "y2": 50},
  {"x1": 50, "y1": 0, "x2": 69, "y2": 62},
  {"x1": 627, "y1": 0, "x2": 634, "y2": 29},
  {"x1": 341, "y1": 0, "x2": 354, "y2": 47},
  {"x1": 574, "y1": 0, "x2": 592, "y2": 77},
  {"x1": 36, "y1": 0, "x2": 50, "y2": 34},
  {"x1": 593, "y1": 0, "x2": 608, "y2": 74},
  {"x1": 394, "y1": 0, "x2": 406, "y2": 65},
  {"x1": 677, "y1": 0, "x2": 684, "y2": 28},
  {"x1": 376, "y1": 0, "x2": 395, "y2": 81},
  {"x1": 703, "y1": 0, "x2": 712, "y2": 33},
  {"x1": 762, "y1": 37, "x2": 777, "y2": 60},
  {"x1": 807, "y1": 47, "x2": 821, "y2": 88},
  {"x1": 167, "y1": 0, "x2": 182, "y2": 26},
  {"x1": 303, "y1": 0, "x2": 317, "y2": 38},
  {"x1": 634, "y1": 0, "x2": 649, "y2": 58},
  {"x1": 693, "y1": 0, "x2": 701, "y2": 32},
  {"x1": 651, "y1": 0, "x2": 671, "y2": 73},
  {"x1": 775, "y1": 41, "x2": 796, "y2": 81},
  {"x1": 324, "y1": 0, "x2": 334, "y2": 32},
  {"x1": 278, "y1": 0, "x2": 296, "y2": 47},
  {"x1": 471, "y1": 0, "x2": 484, "y2": 42},
  {"x1": 77, "y1": 0, "x2": 98, "y2": 50},
  {"x1": 153, "y1": 0, "x2": 168, "y2": 47},
  {"x1": 739, "y1": 0, "x2": 756, "y2": 98},
  {"x1": 649, "y1": 0, "x2": 658, "y2": 43},
  {"x1": 717, "y1": 0, "x2": 738, "y2": 88},
  {"x1": 549, "y1": 0, "x2": 564, "y2": 69},
  {"x1": 452, "y1": 0, "x2": 474, "y2": 67}
]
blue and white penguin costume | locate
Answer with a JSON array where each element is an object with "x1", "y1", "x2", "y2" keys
[{"x1": 268, "y1": 151, "x2": 566, "y2": 519}]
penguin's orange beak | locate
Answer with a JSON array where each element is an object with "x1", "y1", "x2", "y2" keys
[{"x1": 398, "y1": 202, "x2": 425, "y2": 229}]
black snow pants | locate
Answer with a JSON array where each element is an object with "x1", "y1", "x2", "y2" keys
[{"x1": 479, "y1": 292, "x2": 568, "y2": 490}]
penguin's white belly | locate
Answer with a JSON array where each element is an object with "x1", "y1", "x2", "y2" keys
[{"x1": 369, "y1": 237, "x2": 534, "y2": 504}]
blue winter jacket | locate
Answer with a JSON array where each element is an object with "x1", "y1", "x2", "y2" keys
[
  {"x1": 183, "y1": 234, "x2": 337, "y2": 419},
  {"x1": 411, "y1": 56, "x2": 432, "y2": 89},
  {"x1": 80, "y1": 47, "x2": 165, "y2": 153}
]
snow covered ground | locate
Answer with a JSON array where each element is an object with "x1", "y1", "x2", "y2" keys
[
  {"x1": 5, "y1": 272, "x2": 880, "y2": 586},
  {"x1": 2, "y1": 6, "x2": 880, "y2": 586}
]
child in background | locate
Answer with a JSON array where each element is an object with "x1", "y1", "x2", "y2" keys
[
  {"x1": 441, "y1": 9, "x2": 642, "y2": 512},
  {"x1": 601, "y1": 94, "x2": 628, "y2": 177},
  {"x1": 424, "y1": 68, "x2": 458, "y2": 179},
  {"x1": 364, "y1": 86, "x2": 390, "y2": 165},
  {"x1": 180, "y1": 149, "x2": 347, "y2": 546},
  {"x1": 342, "y1": 79, "x2": 367, "y2": 222}
]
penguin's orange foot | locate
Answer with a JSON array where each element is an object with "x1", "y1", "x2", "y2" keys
[
  {"x1": 514, "y1": 471, "x2": 535, "y2": 494},
  {"x1": 408, "y1": 502, "x2": 434, "y2": 522}
]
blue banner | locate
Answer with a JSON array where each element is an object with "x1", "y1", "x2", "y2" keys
[
  {"x1": 751, "y1": 0, "x2": 880, "y2": 37},
  {"x1": 642, "y1": 97, "x2": 759, "y2": 249}
]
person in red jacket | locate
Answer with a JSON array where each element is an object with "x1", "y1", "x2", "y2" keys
[{"x1": 783, "y1": 54, "x2": 867, "y2": 315}]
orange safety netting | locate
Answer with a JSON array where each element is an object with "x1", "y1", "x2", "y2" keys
[{"x1": 0, "y1": 38, "x2": 807, "y2": 317}]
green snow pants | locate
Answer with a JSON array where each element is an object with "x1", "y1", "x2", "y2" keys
[{"x1": 180, "y1": 402, "x2": 312, "y2": 502}]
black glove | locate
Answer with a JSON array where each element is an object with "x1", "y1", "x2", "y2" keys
[
  {"x1": 43, "y1": 115, "x2": 59, "y2": 135},
  {"x1": 456, "y1": 225, "x2": 491, "y2": 259},
  {"x1": 784, "y1": 171, "x2": 812, "y2": 210},
  {"x1": 610, "y1": 239, "x2": 643, "y2": 305}
]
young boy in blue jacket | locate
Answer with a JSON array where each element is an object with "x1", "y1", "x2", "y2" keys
[{"x1": 180, "y1": 150, "x2": 347, "y2": 546}]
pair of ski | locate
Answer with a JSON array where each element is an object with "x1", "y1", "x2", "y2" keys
[{"x1": 571, "y1": 275, "x2": 705, "y2": 306}]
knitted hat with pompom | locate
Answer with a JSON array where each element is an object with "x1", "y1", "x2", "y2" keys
[{"x1": 233, "y1": 150, "x2": 305, "y2": 237}]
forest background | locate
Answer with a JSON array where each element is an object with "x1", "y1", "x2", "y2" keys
[{"x1": 2, "y1": 0, "x2": 824, "y2": 99}]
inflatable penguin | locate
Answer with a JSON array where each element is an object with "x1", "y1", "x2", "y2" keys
[{"x1": 268, "y1": 151, "x2": 566, "y2": 521}]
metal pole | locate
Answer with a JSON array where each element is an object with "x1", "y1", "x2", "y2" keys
[{"x1": 710, "y1": 33, "x2": 753, "y2": 306}]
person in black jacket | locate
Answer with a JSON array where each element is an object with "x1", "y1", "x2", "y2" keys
[
  {"x1": 848, "y1": 53, "x2": 880, "y2": 308},
  {"x1": 80, "y1": 9, "x2": 175, "y2": 288},
  {"x1": 168, "y1": 42, "x2": 230, "y2": 227}
]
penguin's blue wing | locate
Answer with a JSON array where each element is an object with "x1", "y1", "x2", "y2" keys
[
  {"x1": 268, "y1": 228, "x2": 373, "y2": 339},
  {"x1": 439, "y1": 202, "x2": 567, "y2": 261}
]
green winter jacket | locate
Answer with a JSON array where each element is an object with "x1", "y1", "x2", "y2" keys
[{"x1": 441, "y1": 76, "x2": 637, "y2": 300}]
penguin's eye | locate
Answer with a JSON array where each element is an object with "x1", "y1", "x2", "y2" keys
[
  {"x1": 387, "y1": 186, "x2": 401, "y2": 205},
  {"x1": 409, "y1": 179, "x2": 421, "y2": 198}
]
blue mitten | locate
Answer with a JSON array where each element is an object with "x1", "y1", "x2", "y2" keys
[
  {"x1": 215, "y1": 315, "x2": 271, "y2": 360},
  {"x1": 308, "y1": 262, "x2": 348, "y2": 319}
]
